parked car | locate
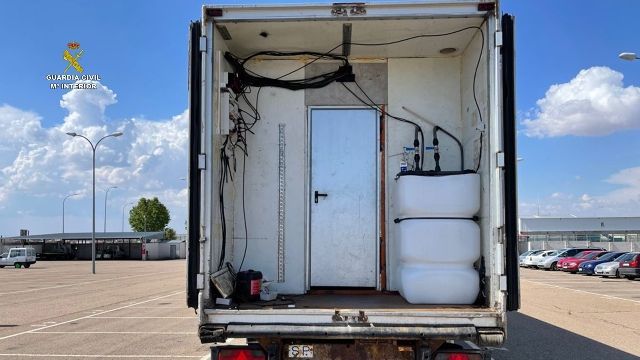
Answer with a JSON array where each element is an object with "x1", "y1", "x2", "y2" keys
[
  {"x1": 526, "y1": 250, "x2": 557, "y2": 269},
  {"x1": 519, "y1": 250, "x2": 538, "y2": 266},
  {"x1": 560, "y1": 251, "x2": 608, "y2": 274},
  {"x1": 578, "y1": 252, "x2": 627, "y2": 275},
  {"x1": 521, "y1": 250, "x2": 547, "y2": 268},
  {"x1": 538, "y1": 248, "x2": 604, "y2": 271},
  {"x1": 594, "y1": 253, "x2": 632, "y2": 278},
  {"x1": 0, "y1": 247, "x2": 37, "y2": 268},
  {"x1": 618, "y1": 252, "x2": 640, "y2": 280}
]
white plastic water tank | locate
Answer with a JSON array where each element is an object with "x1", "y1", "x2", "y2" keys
[
  {"x1": 395, "y1": 172, "x2": 480, "y2": 217},
  {"x1": 394, "y1": 171, "x2": 481, "y2": 305},
  {"x1": 397, "y1": 264, "x2": 479, "y2": 304},
  {"x1": 396, "y1": 219, "x2": 480, "y2": 264}
]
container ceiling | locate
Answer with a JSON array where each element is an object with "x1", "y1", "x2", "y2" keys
[{"x1": 218, "y1": 17, "x2": 485, "y2": 59}]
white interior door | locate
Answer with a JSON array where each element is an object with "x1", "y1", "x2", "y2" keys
[{"x1": 310, "y1": 108, "x2": 377, "y2": 287}]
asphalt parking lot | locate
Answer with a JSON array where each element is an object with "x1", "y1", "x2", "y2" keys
[
  {"x1": 1, "y1": 261, "x2": 638, "y2": 359},
  {"x1": 0, "y1": 260, "x2": 209, "y2": 359},
  {"x1": 495, "y1": 268, "x2": 640, "y2": 360}
]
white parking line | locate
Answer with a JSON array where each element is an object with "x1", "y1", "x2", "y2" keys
[
  {"x1": 0, "y1": 272, "x2": 177, "y2": 296},
  {"x1": 129, "y1": 306, "x2": 186, "y2": 309},
  {"x1": 523, "y1": 279, "x2": 640, "y2": 305},
  {"x1": 0, "y1": 354, "x2": 202, "y2": 358},
  {"x1": 29, "y1": 331, "x2": 194, "y2": 335},
  {"x1": 0, "y1": 291, "x2": 184, "y2": 341},
  {"x1": 90, "y1": 316, "x2": 195, "y2": 319}
]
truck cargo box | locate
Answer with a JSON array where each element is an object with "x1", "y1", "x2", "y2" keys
[{"x1": 187, "y1": 1, "x2": 519, "y2": 348}]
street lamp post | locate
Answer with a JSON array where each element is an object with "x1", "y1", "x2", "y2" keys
[
  {"x1": 66, "y1": 131, "x2": 123, "y2": 274},
  {"x1": 104, "y1": 186, "x2": 118, "y2": 232},
  {"x1": 122, "y1": 201, "x2": 134, "y2": 232},
  {"x1": 619, "y1": 52, "x2": 639, "y2": 61},
  {"x1": 62, "y1": 193, "x2": 80, "y2": 233}
]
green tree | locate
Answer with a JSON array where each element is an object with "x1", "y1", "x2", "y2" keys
[
  {"x1": 164, "y1": 227, "x2": 177, "y2": 240},
  {"x1": 129, "y1": 197, "x2": 170, "y2": 232}
]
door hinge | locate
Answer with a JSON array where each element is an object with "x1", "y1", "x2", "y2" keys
[
  {"x1": 499, "y1": 275, "x2": 508, "y2": 291},
  {"x1": 199, "y1": 36, "x2": 207, "y2": 53},
  {"x1": 495, "y1": 31, "x2": 503, "y2": 47},
  {"x1": 197, "y1": 273, "x2": 205, "y2": 290},
  {"x1": 198, "y1": 154, "x2": 206, "y2": 170},
  {"x1": 496, "y1": 151, "x2": 505, "y2": 168}
]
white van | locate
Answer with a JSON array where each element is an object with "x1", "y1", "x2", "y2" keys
[{"x1": 0, "y1": 247, "x2": 37, "y2": 268}]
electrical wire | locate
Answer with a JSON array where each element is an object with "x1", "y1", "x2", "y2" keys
[
  {"x1": 471, "y1": 27, "x2": 486, "y2": 172},
  {"x1": 225, "y1": 51, "x2": 352, "y2": 90}
]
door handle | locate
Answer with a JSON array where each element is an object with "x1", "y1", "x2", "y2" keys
[{"x1": 314, "y1": 191, "x2": 328, "y2": 203}]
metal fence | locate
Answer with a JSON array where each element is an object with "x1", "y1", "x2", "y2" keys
[{"x1": 518, "y1": 240, "x2": 639, "y2": 254}]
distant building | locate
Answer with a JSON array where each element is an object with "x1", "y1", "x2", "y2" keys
[
  {"x1": 0, "y1": 232, "x2": 185, "y2": 260},
  {"x1": 518, "y1": 217, "x2": 640, "y2": 253},
  {"x1": 519, "y1": 217, "x2": 640, "y2": 242}
]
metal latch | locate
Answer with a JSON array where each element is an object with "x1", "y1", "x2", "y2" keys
[
  {"x1": 332, "y1": 310, "x2": 368, "y2": 323},
  {"x1": 331, "y1": 3, "x2": 366, "y2": 16}
]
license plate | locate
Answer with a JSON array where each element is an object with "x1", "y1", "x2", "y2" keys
[
  {"x1": 623, "y1": 263, "x2": 630, "y2": 267},
  {"x1": 288, "y1": 345, "x2": 313, "y2": 358}
]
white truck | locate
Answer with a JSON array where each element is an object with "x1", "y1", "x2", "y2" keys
[
  {"x1": 187, "y1": 2, "x2": 519, "y2": 358},
  {"x1": 0, "y1": 247, "x2": 37, "y2": 268}
]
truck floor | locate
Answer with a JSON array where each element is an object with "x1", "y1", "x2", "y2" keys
[{"x1": 235, "y1": 292, "x2": 488, "y2": 311}]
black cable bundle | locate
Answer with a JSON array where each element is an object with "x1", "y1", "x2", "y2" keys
[{"x1": 224, "y1": 51, "x2": 352, "y2": 90}]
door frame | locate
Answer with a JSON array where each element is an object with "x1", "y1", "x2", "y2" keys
[{"x1": 305, "y1": 106, "x2": 381, "y2": 290}]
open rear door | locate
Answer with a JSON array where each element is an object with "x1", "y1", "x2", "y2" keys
[
  {"x1": 501, "y1": 13, "x2": 520, "y2": 311},
  {"x1": 187, "y1": 21, "x2": 202, "y2": 309}
]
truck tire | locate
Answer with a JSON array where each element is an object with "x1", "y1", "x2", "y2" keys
[
  {"x1": 24, "y1": 264, "x2": 31, "y2": 268},
  {"x1": 14, "y1": 263, "x2": 22, "y2": 269}
]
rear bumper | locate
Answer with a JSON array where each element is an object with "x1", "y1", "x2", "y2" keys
[
  {"x1": 561, "y1": 265, "x2": 578, "y2": 272},
  {"x1": 202, "y1": 308, "x2": 505, "y2": 345},
  {"x1": 595, "y1": 268, "x2": 617, "y2": 276},
  {"x1": 618, "y1": 268, "x2": 640, "y2": 276},
  {"x1": 201, "y1": 323, "x2": 505, "y2": 346}
]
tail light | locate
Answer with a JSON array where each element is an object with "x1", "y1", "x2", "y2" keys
[
  {"x1": 630, "y1": 260, "x2": 638, "y2": 268},
  {"x1": 214, "y1": 345, "x2": 266, "y2": 360},
  {"x1": 434, "y1": 352, "x2": 483, "y2": 360}
]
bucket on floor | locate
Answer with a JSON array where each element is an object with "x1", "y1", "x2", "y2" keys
[{"x1": 210, "y1": 263, "x2": 235, "y2": 299}]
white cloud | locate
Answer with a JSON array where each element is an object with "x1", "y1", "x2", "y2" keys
[
  {"x1": 0, "y1": 81, "x2": 188, "y2": 235},
  {"x1": 522, "y1": 67, "x2": 640, "y2": 137},
  {"x1": 520, "y1": 166, "x2": 640, "y2": 217}
]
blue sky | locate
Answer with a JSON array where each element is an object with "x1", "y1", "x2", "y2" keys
[{"x1": 1, "y1": 0, "x2": 640, "y2": 236}]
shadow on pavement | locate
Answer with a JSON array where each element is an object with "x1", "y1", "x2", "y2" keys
[{"x1": 492, "y1": 312, "x2": 639, "y2": 360}]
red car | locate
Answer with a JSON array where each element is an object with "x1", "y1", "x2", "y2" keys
[
  {"x1": 560, "y1": 251, "x2": 608, "y2": 274},
  {"x1": 556, "y1": 251, "x2": 594, "y2": 269}
]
